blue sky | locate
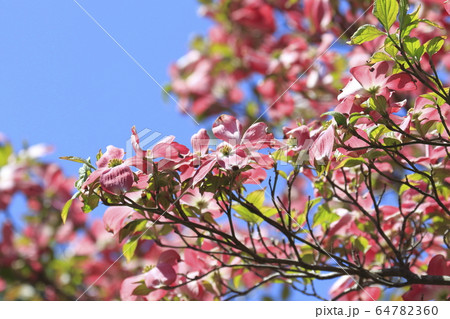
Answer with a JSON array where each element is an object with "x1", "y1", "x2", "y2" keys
[
  {"x1": 0, "y1": 0, "x2": 209, "y2": 173},
  {"x1": 0, "y1": 0, "x2": 335, "y2": 300}
]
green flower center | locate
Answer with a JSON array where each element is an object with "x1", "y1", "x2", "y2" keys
[
  {"x1": 196, "y1": 199, "x2": 208, "y2": 210},
  {"x1": 220, "y1": 145, "x2": 232, "y2": 156},
  {"x1": 367, "y1": 86, "x2": 380, "y2": 95},
  {"x1": 108, "y1": 158, "x2": 124, "y2": 168},
  {"x1": 287, "y1": 136, "x2": 297, "y2": 147}
]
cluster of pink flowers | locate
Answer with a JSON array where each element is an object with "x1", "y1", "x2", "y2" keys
[
  {"x1": 70, "y1": 0, "x2": 450, "y2": 300},
  {"x1": 169, "y1": 0, "x2": 450, "y2": 125},
  {"x1": 0, "y1": 137, "x2": 148, "y2": 300},
  {"x1": 79, "y1": 96, "x2": 449, "y2": 299}
]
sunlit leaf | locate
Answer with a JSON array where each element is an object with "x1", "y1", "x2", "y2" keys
[
  {"x1": 312, "y1": 205, "x2": 340, "y2": 228},
  {"x1": 425, "y1": 36, "x2": 446, "y2": 56},
  {"x1": 352, "y1": 236, "x2": 371, "y2": 253},
  {"x1": 403, "y1": 36, "x2": 424, "y2": 60},
  {"x1": 369, "y1": 52, "x2": 392, "y2": 63},
  {"x1": 233, "y1": 204, "x2": 262, "y2": 224},
  {"x1": 348, "y1": 24, "x2": 386, "y2": 45},
  {"x1": 60, "y1": 156, "x2": 96, "y2": 170},
  {"x1": 373, "y1": 0, "x2": 399, "y2": 31},
  {"x1": 123, "y1": 237, "x2": 139, "y2": 262},
  {"x1": 0, "y1": 143, "x2": 13, "y2": 167},
  {"x1": 322, "y1": 111, "x2": 347, "y2": 126},
  {"x1": 247, "y1": 189, "x2": 265, "y2": 208},
  {"x1": 335, "y1": 157, "x2": 366, "y2": 170},
  {"x1": 61, "y1": 199, "x2": 73, "y2": 224}
]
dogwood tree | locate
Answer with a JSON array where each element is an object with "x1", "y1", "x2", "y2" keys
[
  {"x1": 60, "y1": 0, "x2": 450, "y2": 300},
  {"x1": 61, "y1": 0, "x2": 450, "y2": 300},
  {"x1": 0, "y1": 135, "x2": 161, "y2": 300}
]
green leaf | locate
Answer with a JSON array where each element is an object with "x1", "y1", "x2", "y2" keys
[
  {"x1": 352, "y1": 236, "x2": 371, "y2": 253},
  {"x1": 261, "y1": 207, "x2": 278, "y2": 218},
  {"x1": 384, "y1": 36, "x2": 399, "y2": 57},
  {"x1": 297, "y1": 211, "x2": 307, "y2": 227},
  {"x1": 399, "y1": 183, "x2": 410, "y2": 195},
  {"x1": 403, "y1": 36, "x2": 424, "y2": 60},
  {"x1": 304, "y1": 197, "x2": 322, "y2": 214},
  {"x1": 421, "y1": 89, "x2": 449, "y2": 107},
  {"x1": 247, "y1": 189, "x2": 265, "y2": 208},
  {"x1": 348, "y1": 24, "x2": 386, "y2": 45},
  {"x1": 233, "y1": 274, "x2": 242, "y2": 288},
  {"x1": 369, "y1": 95, "x2": 389, "y2": 113},
  {"x1": 210, "y1": 43, "x2": 233, "y2": 58},
  {"x1": 281, "y1": 283, "x2": 291, "y2": 300},
  {"x1": 202, "y1": 212, "x2": 218, "y2": 225},
  {"x1": 425, "y1": 36, "x2": 446, "y2": 57},
  {"x1": 0, "y1": 143, "x2": 13, "y2": 167},
  {"x1": 369, "y1": 124, "x2": 390, "y2": 141},
  {"x1": 349, "y1": 113, "x2": 372, "y2": 125},
  {"x1": 61, "y1": 199, "x2": 73, "y2": 224},
  {"x1": 392, "y1": 56, "x2": 410, "y2": 74},
  {"x1": 271, "y1": 149, "x2": 289, "y2": 162},
  {"x1": 418, "y1": 19, "x2": 443, "y2": 29},
  {"x1": 140, "y1": 224, "x2": 172, "y2": 241},
  {"x1": 60, "y1": 156, "x2": 96, "y2": 170},
  {"x1": 123, "y1": 237, "x2": 139, "y2": 262},
  {"x1": 182, "y1": 205, "x2": 201, "y2": 217},
  {"x1": 322, "y1": 111, "x2": 347, "y2": 126},
  {"x1": 302, "y1": 254, "x2": 315, "y2": 265},
  {"x1": 96, "y1": 149, "x2": 103, "y2": 161},
  {"x1": 80, "y1": 193, "x2": 99, "y2": 213},
  {"x1": 402, "y1": 6, "x2": 421, "y2": 36},
  {"x1": 312, "y1": 205, "x2": 340, "y2": 228},
  {"x1": 190, "y1": 36, "x2": 205, "y2": 51},
  {"x1": 277, "y1": 170, "x2": 288, "y2": 180},
  {"x1": 246, "y1": 101, "x2": 259, "y2": 118},
  {"x1": 119, "y1": 219, "x2": 147, "y2": 243},
  {"x1": 432, "y1": 168, "x2": 450, "y2": 179},
  {"x1": 369, "y1": 52, "x2": 392, "y2": 63},
  {"x1": 407, "y1": 173, "x2": 428, "y2": 183},
  {"x1": 233, "y1": 193, "x2": 276, "y2": 225},
  {"x1": 383, "y1": 136, "x2": 402, "y2": 147},
  {"x1": 335, "y1": 157, "x2": 366, "y2": 170},
  {"x1": 373, "y1": 0, "x2": 399, "y2": 32},
  {"x1": 398, "y1": 0, "x2": 409, "y2": 30},
  {"x1": 362, "y1": 150, "x2": 387, "y2": 160},
  {"x1": 233, "y1": 205, "x2": 262, "y2": 224},
  {"x1": 132, "y1": 283, "x2": 152, "y2": 295}
]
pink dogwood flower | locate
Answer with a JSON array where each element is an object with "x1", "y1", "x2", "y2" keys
[
  {"x1": 144, "y1": 250, "x2": 181, "y2": 289},
  {"x1": 103, "y1": 206, "x2": 139, "y2": 235},
  {"x1": 179, "y1": 128, "x2": 217, "y2": 185},
  {"x1": 282, "y1": 125, "x2": 312, "y2": 156},
  {"x1": 309, "y1": 124, "x2": 335, "y2": 165},
  {"x1": 120, "y1": 250, "x2": 181, "y2": 300},
  {"x1": 180, "y1": 188, "x2": 221, "y2": 218},
  {"x1": 82, "y1": 145, "x2": 134, "y2": 195},
  {"x1": 338, "y1": 61, "x2": 417, "y2": 101},
  {"x1": 129, "y1": 127, "x2": 189, "y2": 173},
  {"x1": 212, "y1": 114, "x2": 274, "y2": 170}
]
